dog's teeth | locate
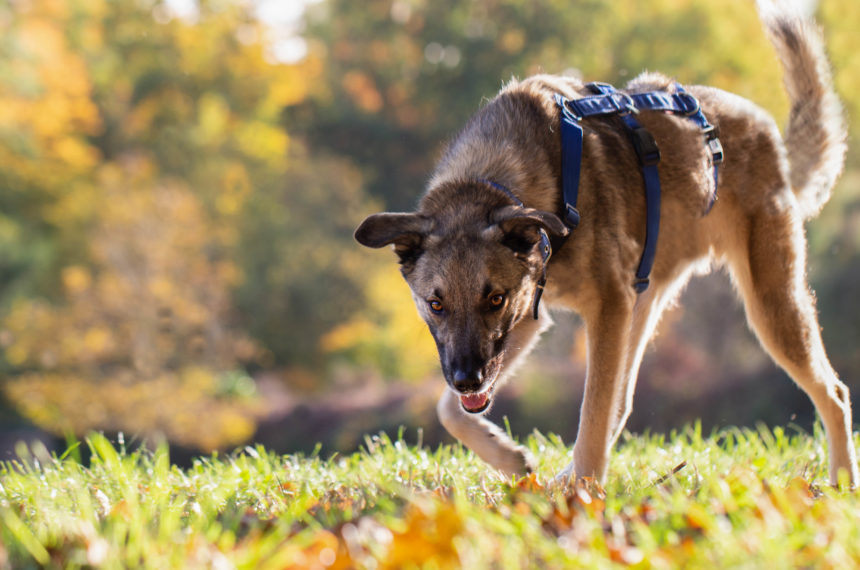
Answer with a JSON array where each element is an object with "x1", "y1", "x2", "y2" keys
[{"x1": 460, "y1": 392, "x2": 489, "y2": 411}]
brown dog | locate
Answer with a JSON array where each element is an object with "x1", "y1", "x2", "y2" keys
[{"x1": 355, "y1": 5, "x2": 859, "y2": 487}]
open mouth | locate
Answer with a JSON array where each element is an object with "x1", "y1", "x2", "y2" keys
[{"x1": 459, "y1": 390, "x2": 492, "y2": 414}]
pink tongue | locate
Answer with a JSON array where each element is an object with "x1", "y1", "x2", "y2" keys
[{"x1": 460, "y1": 392, "x2": 489, "y2": 411}]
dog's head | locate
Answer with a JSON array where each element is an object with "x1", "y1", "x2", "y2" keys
[{"x1": 355, "y1": 182, "x2": 566, "y2": 414}]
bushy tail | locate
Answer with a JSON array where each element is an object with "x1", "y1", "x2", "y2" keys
[{"x1": 759, "y1": 1, "x2": 846, "y2": 220}]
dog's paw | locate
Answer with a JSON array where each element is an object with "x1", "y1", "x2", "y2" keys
[{"x1": 493, "y1": 444, "x2": 536, "y2": 477}]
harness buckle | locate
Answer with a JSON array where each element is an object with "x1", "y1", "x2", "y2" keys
[
  {"x1": 565, "y1": 204, "x2": 581, "y2": 228},
  {"x1": 610, "y1": 92, "x2": 638, "y2": 116},
  {"x1": 586, "y1": 81, "x2": 614, "y2": 94},
  {"x1": 538, "y1": 229, "x2": 552, "y2": 263},
  {"x1": 555, "y1": 94, "x2": 582, "y2": 121},
  {"x1": 674, "y1": 91, "x2": 701, "y2": 116},
  {"x1": 633, "y1": 277, "x2": 650, "y2": 293},
  {"x1": 701, "y1": 125, "x2": 724, "y2": 164},
  {"x1": 630, "y1": 126, "x2": 661, "y2": 167},
  {"x1": 707, "y1": 136, "x2": 724, "y2": 165}
]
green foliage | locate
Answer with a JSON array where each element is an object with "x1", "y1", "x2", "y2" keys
[
  {"x1": 2, "y1": 0, "x2": 860, "y2": 449},
  {"x1": 2, "y1": 426, "x2": 860, "y2": 568},
  {"x1": 0, "y1": 0, "x2": 388, "y2": 441},
  {"x1": 233, "y1": 148, "x2": 381, "y2": 370}
]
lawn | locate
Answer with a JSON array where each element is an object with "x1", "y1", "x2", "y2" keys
[{"x1": 1, "y1": 424, "x2": 859, "y2": 568}]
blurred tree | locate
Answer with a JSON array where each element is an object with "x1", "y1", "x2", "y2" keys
[
  {"x1": 0, "y1": 0, "x2": 100, "y2": 302},
  {"x1": 0, "y1": 0, "x2": 371, "y2": 447},
  {"x1": 320, "y1": 263, "x2": 439, "y2": 382},
  {"x1": 292, "y1": 0, "x2": 793, "y2": 211},
  {"x1": 233, "y1": 145, "x2": 383, "y2": 372},
  {"x1": 0, "y1": 0, "x2": 857, "y2": 450}
]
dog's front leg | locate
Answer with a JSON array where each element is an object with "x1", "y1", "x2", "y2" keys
[
  {"x1": 557, "y1": 293, "x2": 635, "y2": 483},
  {"x1": 436, "y1": 389, "x2": 534, "y2": 476},
  {"x1": 436, "y1": 308, "x2": 551, "y2": 477}
]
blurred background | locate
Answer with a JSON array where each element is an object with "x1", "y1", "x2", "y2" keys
[{"x1": 1, "y1": 0, "x2": 858, "y2": 462}]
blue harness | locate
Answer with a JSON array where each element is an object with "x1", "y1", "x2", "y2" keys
[
  {"x1": 483, "y1": 81, "x2": 723, "y2": 319},
  {"x1": 555, "y1": 82, "x2": 723, "y2": 293}
]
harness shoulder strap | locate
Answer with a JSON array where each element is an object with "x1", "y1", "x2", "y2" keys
[
  {"x1": 585, "y1": 82, "x2": 660, "y2": 293},
  {"x1": 555, "y1": 96, "x2": 584, "y2": 230}
]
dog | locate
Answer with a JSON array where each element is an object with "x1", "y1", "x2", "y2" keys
[{"x1": 355, "y1": 3, "x2": 859, "y2": 487}]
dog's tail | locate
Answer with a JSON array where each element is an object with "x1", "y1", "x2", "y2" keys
[{"x1": 759, "y1": 2, "x2": 846, "y2": 220}]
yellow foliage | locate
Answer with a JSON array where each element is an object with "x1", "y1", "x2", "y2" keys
[
  {"x1": 382, "y1": 502, "x2": 464, "y2": 569},
  {"x1": 321, "y1": 264, "x2": 438, "y2": 382},
  {"x1": 320, "y1": 319, "x2": 377, "y2": 353},
  {"x1": 0, "y1": 0, "x2": 324, "y2": 451},
  {"x1": 499, "y1": 29, "x2": 527, "y2": 54},
  {"x1": 0, "y1": 2, "x2": 101, "y2": 205},
  {"x1": 236, "y1": 121, "x2": 289, "y2": 165},
  {"x1": 266, "y1": 59, "x2": 321, "y2": 110},
  {"x1": 148, "y1": 277, "x2": 174, "y2": 302},
  {"x1": 52, "y1": 137, "x2": 99, "y2": 169},
  {"x1": 62, "y1": 266, "x2": 92, "y2": 295},
  {"x1": 82, "y1": 326, "x2": 114, "y2": 357},
  {"x1": 5, "y1": 344, "x2": 29, "y2": 368},
  {"x1": 2, "y1": 164, "x2": 261, "y2": 450},
  {"x1": 820, "y1": 0, "x2": 860, "y2": 139},
  {"x1": 196, "y1": 93, "x2": 231, "y2": 145},
  {"x1": 216, "y1": 260, "x2": 245, "y2": 287},
  {"x1": 127, "y1": 88, "x2": 193, "y2": 135},
  {"x1": 216, "y1": 192, "x2": 243, "y2": 216}
]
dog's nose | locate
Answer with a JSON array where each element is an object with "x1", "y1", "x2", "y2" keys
[{"x1": 452, "y1": 369, "x2": 483, "y2": 393}]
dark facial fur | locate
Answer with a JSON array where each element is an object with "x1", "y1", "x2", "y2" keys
[{"x1": 355, "y1": 182, "x2": 565, "y2": 413}]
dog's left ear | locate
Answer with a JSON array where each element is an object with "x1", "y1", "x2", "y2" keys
[
  {"x1": 355, "y1": 212, "x2": 429, "y2": 248},
  {"x1": 355, "y1": 212, "x2": 430, "y2": 268},
  {"x1": 492, "y1": 206, "x2": 568, "y2": 253}
]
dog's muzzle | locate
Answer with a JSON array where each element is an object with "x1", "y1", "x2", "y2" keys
[
  {"x1": 450, "y1": 368, "x2": 492, "y2": 413},
  {"x1": 452, "y1": 368, "x2": 482, "y2": 392}
]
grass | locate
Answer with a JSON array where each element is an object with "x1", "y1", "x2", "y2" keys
[{"x1": 1, "y1": 423, "x2": 859, "y2": 568}]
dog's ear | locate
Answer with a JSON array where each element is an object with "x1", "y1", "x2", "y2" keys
[
  {"x1": 492, "y1": 206, "x2": 568, "y2": 254},
  {"x1": 355, "y1": 212, "x2": 430, "y2": 267}
]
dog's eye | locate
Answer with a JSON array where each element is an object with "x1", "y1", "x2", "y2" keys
[
  {"x1": 489, "y1": 294, "x2": 505, "y2": 309},
  {"x1": 428, "y1": 299, "x2": 444, "y2": 314}
]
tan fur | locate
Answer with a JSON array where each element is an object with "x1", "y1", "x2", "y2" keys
[{"x1": 355, "y1": 5, "x2": 858, "y2": 487}]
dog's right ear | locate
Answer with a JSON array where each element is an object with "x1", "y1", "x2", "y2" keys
[
  {"x1": 491, "y1": 206, "x2": 568, "y2": 255},
  {"x1": 355, "y1": 212, "x2": 430, "y2": 267}
]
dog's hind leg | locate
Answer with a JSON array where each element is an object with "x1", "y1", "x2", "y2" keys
[{"x1": 726, "y1": 204, "x2": 859, "y2": 488}]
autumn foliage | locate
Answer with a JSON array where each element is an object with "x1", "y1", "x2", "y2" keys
[{"x1": 1, "y1": 0, "x2": 860, "y2": 452}]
